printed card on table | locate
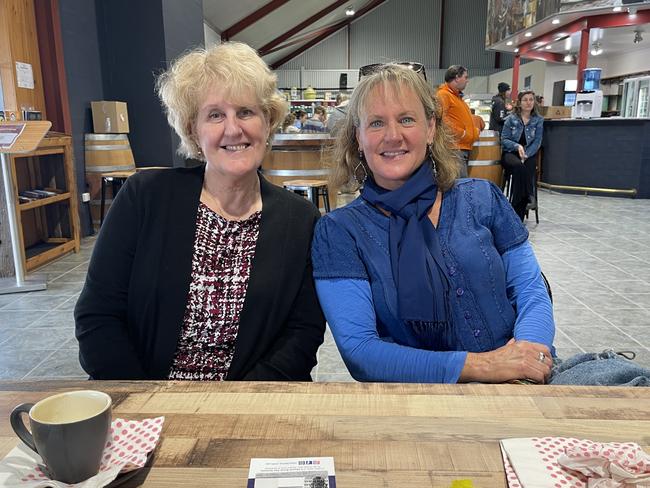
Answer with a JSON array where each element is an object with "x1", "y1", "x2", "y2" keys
[{"x1": 247, "y1": 457, "x2": 336, "y2": 488}]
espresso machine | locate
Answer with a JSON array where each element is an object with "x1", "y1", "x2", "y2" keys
[{"x1": 572, "y1": 68, "x2": 603, "y2": 119}]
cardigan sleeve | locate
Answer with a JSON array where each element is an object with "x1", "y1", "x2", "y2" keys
[
  {"x1": 315, "y1": 279, "x2": 467, "y2": 383},
  {"x1": 74, "y1": 177, "x2": 147, "y2": 379}
]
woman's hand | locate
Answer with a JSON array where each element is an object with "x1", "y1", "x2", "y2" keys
[
  {"x1": 459, "y1": 339, "x2": 552, "y2": 384},
  {"x1": 517, "y1": 145, "x2": 527, "y2": 161}
]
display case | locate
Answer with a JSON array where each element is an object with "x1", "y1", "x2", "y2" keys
[
  {"x1": 465, "y1": 93, "x2": 494, "y2": 126},
  {"x1": 8, "y1": 132, "x2": 80, "y2": 271},
  {"x1": 622, "y1": 76, "x2": 650, "y2": 118}
]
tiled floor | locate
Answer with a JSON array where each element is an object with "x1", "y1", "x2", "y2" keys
[{"x1": 1, "y1": 189, "x2": 650, "y2": 382}]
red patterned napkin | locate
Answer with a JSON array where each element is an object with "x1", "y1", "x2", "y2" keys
[
  {"x1": 0, "y1": 416, "x2": 164, "y2": 487},
  {"x1": 500, "y1": 437, "x2": 650, "y2": 488}
]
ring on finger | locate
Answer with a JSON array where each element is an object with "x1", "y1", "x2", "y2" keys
[{"x1": 538, "y1": 351, "x2": 546, "y2": 363}]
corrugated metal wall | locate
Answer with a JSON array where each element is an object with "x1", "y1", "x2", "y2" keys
[
  {"x1": 281, "y1": 29, "x2": 349, "y2": 70},
  {"x1": 440, "y1": 0, "x2": 495, "y2": 69},
  {"x1": 349, "y1": 0, "x2": 442, "y2": 69}
]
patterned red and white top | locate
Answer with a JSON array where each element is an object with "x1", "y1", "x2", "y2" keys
[{"x1": 168, "y1": 202, "x2": 261, "y2": 381}]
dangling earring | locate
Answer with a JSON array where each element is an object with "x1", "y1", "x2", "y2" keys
[
  {"x1": 428, "y1": 143, "x2": 438, "y2": 179},
  {"x1": 354, "y1": 151, "x2": 368, "y2": 185}
]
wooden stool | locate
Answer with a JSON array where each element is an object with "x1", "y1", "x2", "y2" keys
[
  {"x1": 283, "y1": 179, "x2": 330, "y2": 212},
  {"x1": 100, "y1": 170, "x2": 136, "y2": 226}
]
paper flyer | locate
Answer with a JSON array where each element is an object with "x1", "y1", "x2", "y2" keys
[{"x1": 247, "y1": 457, "x2": 336, "y2": 488}]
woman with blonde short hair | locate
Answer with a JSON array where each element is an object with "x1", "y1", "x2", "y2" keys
[
  {"x1": 312, "y1": 64, "x2": 554, "y2": 384},
  {"x1": 75, "y1": 42, "x2": 325, "y2": 381}
]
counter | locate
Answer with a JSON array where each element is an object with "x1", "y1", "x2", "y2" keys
[
  {"x1": 261, "y1": 133, "x2": 336, "y2": 210},
  {"x1": 541, "y1": 118, "x2": 650, "y2": 198}
]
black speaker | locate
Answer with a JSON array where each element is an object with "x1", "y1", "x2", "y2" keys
[{"x1": 339, "y1": 73, "x2": 348, "y2": 91}]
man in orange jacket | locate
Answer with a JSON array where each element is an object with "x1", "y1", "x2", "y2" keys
[{"x1": 437, "y1": 65, "x2": 480, "y2": 177}]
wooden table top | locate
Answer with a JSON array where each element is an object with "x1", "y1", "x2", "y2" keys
[{"x1": 1, "y1": 381, "x2": 649, "y2": 487}]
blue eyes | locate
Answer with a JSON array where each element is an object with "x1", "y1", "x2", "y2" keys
[{"x1": 368, "y1": 117, "x2": 415, "y2": 128}]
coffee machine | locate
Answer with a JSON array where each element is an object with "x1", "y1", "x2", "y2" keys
[{"x1": 572, "y1": 68, "x2": 603, "y2": 119}]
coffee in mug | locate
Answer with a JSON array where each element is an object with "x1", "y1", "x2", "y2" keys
[{"x1": 10, "y1": 390, "x2": 112, "y2": 484}]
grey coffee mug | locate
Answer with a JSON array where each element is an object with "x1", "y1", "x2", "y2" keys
[{"x1": 10, "y1": 390, "x2": 112, "y2": 484}]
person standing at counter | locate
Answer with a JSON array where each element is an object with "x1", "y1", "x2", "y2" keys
[
  {"x1": 500, "y1": 90, "x2": 544, "y2": 221},
  {"x1": 490, "y1": 82, "x2": 511, "y2": 133},
  {"x1": 312, "y1": 64, "x2": 554, "y2": 384},
  {"x1": 436, "y1": 65, "x2": 479, "y2": 177},
  {"x1": 75, "y1": 42, "x2": 325, "y2": 381},
  {"x1": 302, "y1": 106, "x2": 328, "y2": 133}
]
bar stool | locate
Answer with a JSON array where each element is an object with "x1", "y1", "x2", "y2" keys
[
  {"x1": 283, "y1": 179, "x2": 330, "y2": 212},
  {"x1": 100, "y1": 170, "x2": 135, "y2": 226}
]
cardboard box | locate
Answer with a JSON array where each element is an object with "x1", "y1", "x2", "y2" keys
[
  {"x1": 540, "y1": 106, "x2": 572, "y2": 119},
  {"x1": 91, "y1": 101, "x2": 129, "y2": 133}
]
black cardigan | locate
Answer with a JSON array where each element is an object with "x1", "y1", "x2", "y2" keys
[{"x1": 74, "y1": 166, "x2": 325, "y2": 380}]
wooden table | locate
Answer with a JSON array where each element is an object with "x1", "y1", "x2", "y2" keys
[{"x1": 1, "y1": 381, "x2": 649, "y2": 487}]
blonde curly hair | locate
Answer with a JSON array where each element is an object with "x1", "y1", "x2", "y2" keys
[
  {"x1": 329, "y1": 64, "x2": 459, "y2": 192},
  {"x1": 156, "y1": 42, "x2": 287, "y2": 160}
]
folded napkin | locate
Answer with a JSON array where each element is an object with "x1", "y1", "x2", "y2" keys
[
  {"x1": 501, "y1": 437, "x2": 650, "y2": 488},
  {"x1": 0, "y1": 417, "x2": 164, "y2": 487}
]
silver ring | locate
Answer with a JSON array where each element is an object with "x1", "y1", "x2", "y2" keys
[{"x1": 538, "y1": 352, "x2": 546, "y2": 363}]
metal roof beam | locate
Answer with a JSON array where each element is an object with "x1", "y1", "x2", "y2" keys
[{"x1": 221, "y1": 0, "x2": 291, "y2": 41}]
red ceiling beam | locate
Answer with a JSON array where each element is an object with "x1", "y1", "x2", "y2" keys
[
  {"x1": 587, "y1": 9, "x2": 650, "y2": 28},
  {"x1": 221, "y1": 0, "x2": 290, "y2": 41},
  {"x1": 270, "y1": 0, "x2": 387, "y2": 69},
  {"x1": 259, "y1": 0, "x2": 350, "y2": 56},
  {"x1": 518, "y1": 18, "x2": 587, "y2": 55}
]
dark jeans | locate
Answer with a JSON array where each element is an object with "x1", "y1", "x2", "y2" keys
[{"x1": 501, "y1": 151, "x2": 536, "y2": 220}]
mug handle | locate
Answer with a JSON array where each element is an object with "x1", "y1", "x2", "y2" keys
[{"x1": 10, "y1": 403, "x2": 37, "y2": 453}]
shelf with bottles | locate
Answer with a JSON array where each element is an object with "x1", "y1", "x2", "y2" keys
[{"x1": 9, "y1": 132, "x2": 81, "y2": 271}]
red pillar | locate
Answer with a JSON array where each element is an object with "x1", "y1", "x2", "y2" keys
[
  {"x1": 577, "y1": 28, "x2": 590, "y2": 92},
  {"x1": 512, "y1": 54, "x2": 520, "y2": 98}
]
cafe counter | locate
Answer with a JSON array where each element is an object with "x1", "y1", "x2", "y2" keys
[
  {"x1": 541, "y1": 117, "x2": 650, "y2": 198},
  {"x1": 261, "y1": 133, "x2": 336, "y2": 210}
]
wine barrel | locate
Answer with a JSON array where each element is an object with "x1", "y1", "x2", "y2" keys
[
  {"x1": 468, "y1": 130, "x2": 503, "y2": 187},
  {"x1": 84, "y1": 133, "x2": 135, "y2": 173}
]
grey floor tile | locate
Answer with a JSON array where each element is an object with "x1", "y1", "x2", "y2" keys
[
  {"x1": 597, "y1": 309, "x2": 650, "y2": 327},
  {"x1": 571, "y1": 293, "x2": 640, "y2": 312},
  {"x1": 0, "y1": 350, "x2": 57, "y2": 380},
  {"x1": 315, "y1": 372, "x2": 355, "y2": 383},
  {"x1": 24, "y1": 348, "x2": 87, "y2": 379},
  {"x1": 29, "y1": 310, "x2": 75, "y2": 328},
  {"x1": 60, "y1": 337, "x2": 80, "y2": 350},
  {"x1": 1, "y1": 327, "x2": 75, "y2": 351},
  {"x1": 55, "y1": 295, "x2": 80, "y2": 312},
  {"x1": 0, "y1": 311, "x2": 47, "y2": 328},
  {"x1": 50, "y1": 270, "x2": 88, "y2": 284},
  {"x1": 553, "y1": 348, "x2": 584, "y2": 361},
  {"x1": 0, "y1": 328, "x2": 19, "y2": 346},
  {"x1": 561, "y1": 326, "x2": 642, "y2": 351},
  {"x1": 601, "y1": 280, "x2": 650, "y2": 296},
  {"x1": 554, "y1": 308, "x2": 608, "y2": 327},
  {"x1": 0, "y1": 295, "x2": 21, "y2": 309},
  {"x1": 27, "y1": 281, "x2": 84, "y2": 297},
  {"x1": 1, "y1": 295, "x2": 70, "y2": 312}
]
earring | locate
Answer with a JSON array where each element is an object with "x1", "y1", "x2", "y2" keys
[
  {"x1": 427, "y1": 143, "x2": 438, "y2": 179},
  {"x1": 354, "y1": 151, "x2": 368, "y2": 185}
]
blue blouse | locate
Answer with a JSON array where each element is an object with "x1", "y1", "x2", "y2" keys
[{"x1": 311, "y1": 178, "x2": 555, "y2": 383}]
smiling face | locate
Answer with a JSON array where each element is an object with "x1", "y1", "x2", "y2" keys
[
  {"x1": 194, "y1": 86, "x2": 270, "y2": 179},
  {"x1": 356, "y1": 83, "x2": 436, "y2": 190}
]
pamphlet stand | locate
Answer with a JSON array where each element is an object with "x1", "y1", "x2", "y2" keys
[{"x1": 0, "y1": 121, "x2": 51, "y2": 294}]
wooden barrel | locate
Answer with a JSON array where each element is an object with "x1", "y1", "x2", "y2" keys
[
  {"x1": 261, "y1": 134, "x2": 336, "y2": 212},
  {"x1": 84, "y1": 133, "x2": 135, "y2": 173},
  {"x1": 468, "y1": 130, "x2": 503, "y2": 187}
]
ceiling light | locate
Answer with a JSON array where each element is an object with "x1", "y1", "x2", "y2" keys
[
  {"x1": 628, "y1": 7, "x2": 637, "y2": 17},
  {"x1": 514, "y1": 48, "x2": 520, "y2": 53},
  {"x1": 506, "y1": 40, "x2": 513, "y2": 46},
  {"x1": 590, "y1": 41, "x2": 603, "y2": 56},
  {"x1": 525, "y1": 32, "x2": 532, "y2": 37},
  {"x1": 634, "y1": 30, "x2": 644, "y2": 44},
  {"x1": 345, "y1": 7, "x2": 355, "y2": 16},
  {"x1": 546, "y1": 45, "x2": 552, "y2": 50},
  {"x1": 613, "y1": 6, "x2": 622, "y2": 12},
  {"x1": 564, "y1": 53, "x2": 574, "y2": 63},
  {"x1": 552, "y1": 18, "x2": 560, "y2": 25}
]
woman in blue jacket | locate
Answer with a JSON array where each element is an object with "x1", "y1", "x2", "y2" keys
[
  {"x1": 500, "y1": 91, "x2": 544, "y2": 220},
  {"x1": 311, "y1": 65, "x2": 554, "y2": 384}
]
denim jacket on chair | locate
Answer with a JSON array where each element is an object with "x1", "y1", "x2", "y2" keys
[{"x1": 501, "y1": 113, "x2": 544, "y2": 159}]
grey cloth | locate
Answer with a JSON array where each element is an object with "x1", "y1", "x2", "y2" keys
[
  {"x1": 550, "y1": 350, "x2": 650, "y2": 386},
  {"x1": 326, "y1": 105, "x2": 347, "y2": 134},
  {"x1": 457, "y1": 150, "x2": 470, "y2": 178}
]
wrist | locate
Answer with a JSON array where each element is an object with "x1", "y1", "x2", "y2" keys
[{"x1": 459, "y1": 351, "x2": 492, "y2": 383}]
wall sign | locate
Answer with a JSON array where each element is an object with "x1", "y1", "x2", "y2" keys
[{"x1": 15, "y1": 62, "x2": 35, "y2": 90}]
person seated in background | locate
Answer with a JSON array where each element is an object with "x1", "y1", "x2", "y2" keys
[
  {"x1": 500, "y1": 90, "x2": 544, "y2": 221},
  {"x1": 282, "y1": 112, "x2": 300, "y2": 133},
  {"x1": 294, "y1": 110, "x2": 307, "y2": 130},
  {"x1": 75, "y1": 42, "x2": 325, "y2": 381},
  {"x1": 301, "y1": 105, "x2": 328, "y2": 132},
  {"x1": 326, "y1": 93, "x2": 350, "y2": 134},
  {"x1": 311, "y1": 64, "x2": 554, "y2": 384},
  {"x1": 470, "y1": 108, "x2": 485, "y2": 132}
]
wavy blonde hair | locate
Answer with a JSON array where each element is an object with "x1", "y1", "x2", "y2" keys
[
  {"x1": 329, "y1": 64, "x2": 459, "y2": 192},
  {"x1": 156, "y1": 42, "x2": 287, "y2": 160}
]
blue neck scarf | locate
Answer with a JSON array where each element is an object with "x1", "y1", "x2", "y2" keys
[{"x1": 361, "y1": 161, "x2": 452, "y2": 335}]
